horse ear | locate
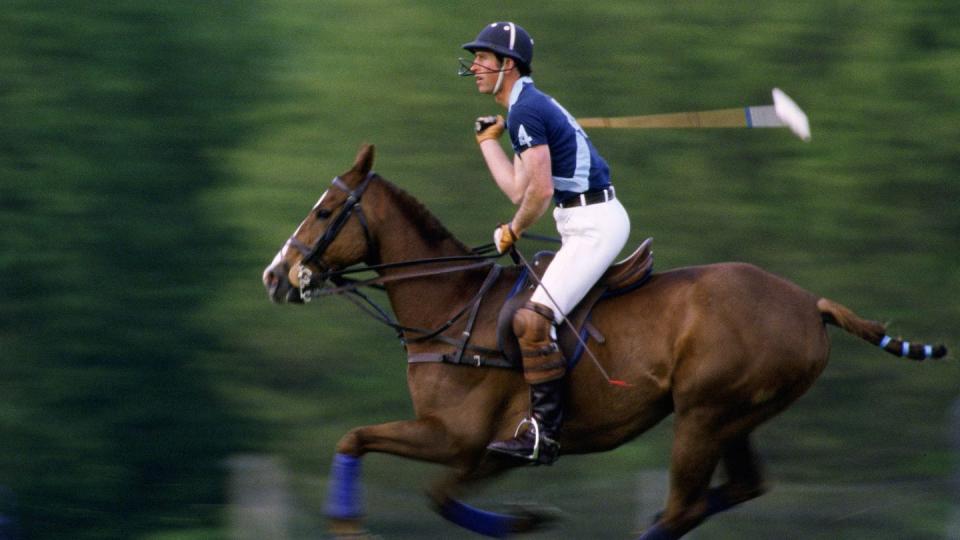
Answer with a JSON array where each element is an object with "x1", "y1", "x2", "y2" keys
[{"x1": 352, "y1": 143, "x2": 375, "y2": 176}]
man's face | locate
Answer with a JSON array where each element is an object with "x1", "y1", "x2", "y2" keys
[{"x1": 469, "y1": 50, "x2": 504, "y2": 94}]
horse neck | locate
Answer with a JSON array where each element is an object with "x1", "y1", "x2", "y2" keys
[{"x1": 370, "y1": 182, "x2": 488, "y2": 329}]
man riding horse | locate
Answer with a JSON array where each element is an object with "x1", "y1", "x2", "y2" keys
[
  {"x1": 463, "y1": 21, "x2": 632, "y2": 464},
  {"x1": 258, "y1": 23, "x2": 946, "y2": 536}
]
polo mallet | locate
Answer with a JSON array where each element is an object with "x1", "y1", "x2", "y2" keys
[
  {"x1": 510, "y1": 247, "x2": 633, "y2": 388},
  {"x1": 578, "y1": 88, "x2": 811, "y2": 142}
]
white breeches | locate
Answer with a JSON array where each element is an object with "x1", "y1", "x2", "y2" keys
[{"x1": 530, "y1": 198, "x2": 631, "y2": 322}]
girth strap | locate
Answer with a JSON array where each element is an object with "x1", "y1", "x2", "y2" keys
[{"x1": 408, "y1": 352, "x2": 516, "y2": 369}]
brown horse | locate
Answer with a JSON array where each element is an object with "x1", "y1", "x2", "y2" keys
[{"x1": 261, "y1": 144, "x2": 946, "y2": 539}]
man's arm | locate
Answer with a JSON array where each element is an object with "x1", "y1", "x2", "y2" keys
[
  {"x1": 508, "y1": 144, "x2": 553, "y2": 235},
  {"x1": 479, "y1": 139, "x2": 526, "y2": 204}
]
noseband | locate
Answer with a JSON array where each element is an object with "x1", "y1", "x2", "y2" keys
[{"x1": 285, "y1": 171, "x2": 377, "y2": 284}]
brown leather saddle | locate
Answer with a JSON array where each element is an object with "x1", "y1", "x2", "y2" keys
[{"x1": 497, "y1": 237, "x2": 654, "y2": 368}]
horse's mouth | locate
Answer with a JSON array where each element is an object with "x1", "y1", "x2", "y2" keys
[
  {"x1": 264, "y1": 261, "x2": 335, "y2": 304},
  {"x1": 266, "y1": 279, "x2": 305, "y2": 304},
  {"x1": 264, "y1": 262, "x2": 303, "y2": 304},
  {"x1": 265, "y1": 274, "x2": 287, "y2": 303}
]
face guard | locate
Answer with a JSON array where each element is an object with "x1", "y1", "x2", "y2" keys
[
  {"x1": 457, "y1": 56, "x2": 513, "y2": 94},
  {"x1": 457, "y1": 57, "x2": 506, "y2": 77}
]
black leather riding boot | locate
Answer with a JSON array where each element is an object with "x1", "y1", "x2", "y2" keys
[{"x1": 486, "y1": 378, "x2": 564, "y2": 465}]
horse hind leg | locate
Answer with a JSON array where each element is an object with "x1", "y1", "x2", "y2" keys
[
  {"x1": 639, "y1": 399, "x2": 786, "y2": 539},
  {"x1": 706, "y1": 434, "x2": 767, "y2": 514},
  {"x1": 638, "y1": 410, "x2": 726, "y2": 539}
]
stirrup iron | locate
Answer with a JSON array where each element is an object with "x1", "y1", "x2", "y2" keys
[{"x1": 514, "y1": 416, "x2": 541, "y2": 461}]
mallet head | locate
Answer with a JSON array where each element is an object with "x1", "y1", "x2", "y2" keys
[{"x1": 772, "y1": 88, "x2": 811, "y2": 142}]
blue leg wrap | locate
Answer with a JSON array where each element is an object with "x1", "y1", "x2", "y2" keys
[
  {"x1": 437, "y1": 498, "x2": 519, "y2": 538},
  {"x1": 636, "y1": 522, "x2": 677, "y2": 540},
  {"x1": 324, "y1": 453, "x2": 363, "y2": 519}
]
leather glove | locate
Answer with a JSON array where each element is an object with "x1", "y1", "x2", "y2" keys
[
  {"x1": 493, "y1": 223, "x2": 518, "y2": 254},
  {"x1": 475, "y1": 115, "x2": 505, "y2": 144}
]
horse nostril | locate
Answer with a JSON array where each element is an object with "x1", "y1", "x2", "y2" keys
[{"x1": 263, "y1": 265, "x2": 288, "y2": 289}]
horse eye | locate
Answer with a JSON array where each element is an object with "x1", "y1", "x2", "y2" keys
[{"x1": 315, "y1": 208, "x2": 332, "y2": 219}]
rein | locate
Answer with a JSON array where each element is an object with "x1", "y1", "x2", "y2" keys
[
  {"x1": 303, "y1": 259, "x2": 498, "y2": 298},
  {"x1": 303, "y1": 257, "x2": 506, "y2": 366},
  {"x1": 299, "y1": 249, "x2": 503, "y2": 345},
  {"x1": 287, "y1": 171, "x2": 558, "y2": 364}
]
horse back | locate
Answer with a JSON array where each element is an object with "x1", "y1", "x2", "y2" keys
[
  {"x1": 563, "y1": 262, "x2": 831, "y2": 449},
  {"x1": 597, "y1": 261, "x2": 828, "y2": 383}
]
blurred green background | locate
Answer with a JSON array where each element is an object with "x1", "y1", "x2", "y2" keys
[{"x1": 1, "y1": 1, "x2": 958, "y2": 538}]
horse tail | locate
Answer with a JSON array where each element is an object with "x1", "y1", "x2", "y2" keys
[{"x1": 817, "y1": 298, "x2": 947, "y2": 361}]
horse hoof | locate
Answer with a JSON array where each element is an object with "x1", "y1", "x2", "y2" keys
[{"x1": 328, "y1": 518, "x2": 379, "y2": 539}]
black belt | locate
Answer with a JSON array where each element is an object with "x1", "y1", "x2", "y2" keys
[{"x1": 557, "y1": 186, "x2": 616, "y2": 209}]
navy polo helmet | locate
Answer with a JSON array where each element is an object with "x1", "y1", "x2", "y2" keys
[{"x1": 463, "y1": 22, "x2": 534, "y2": 71}]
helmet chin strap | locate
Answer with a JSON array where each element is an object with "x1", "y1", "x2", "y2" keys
[
  {"x1": 493, "y1": 67, "x2": 506, "y2": 95},
  {"x1": 492, "y1": 57, "x2": 511, "y2": 95}
]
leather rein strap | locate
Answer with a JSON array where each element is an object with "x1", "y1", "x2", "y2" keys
[
  {"x1": 326, "y1": 262, "x2": 511, "y2": 369},
  {"x1": 308, "y1": 259, "x2": 496, "y2": 298},
  {"x1": 292, "y1": 172, "x2": 515, "y2": 369}
]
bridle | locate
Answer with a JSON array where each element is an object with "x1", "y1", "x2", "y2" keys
[
  {"x1": 304, "y1": 172, "x2": 376, "y2": 266},
  {"x1": 283, "y1": 171, "x2": 377, "y2": 295}
]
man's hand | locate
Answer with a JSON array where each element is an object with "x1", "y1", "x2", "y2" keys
[
  {"x1": 493, "y1": 223, "x2": 518, "y2": 254},
  {"x1": 475, "y1": 115, "x2": 505, "y2": 144}
]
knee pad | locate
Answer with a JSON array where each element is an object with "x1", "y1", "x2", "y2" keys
[
  {"x1": 513, "y1": 302, "x2": 565, "y2": 384},
  {"x1": 512, "y1": 302, "x2": 554, "y2": 344}
]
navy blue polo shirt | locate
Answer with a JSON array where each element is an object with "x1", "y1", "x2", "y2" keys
[{"x1": 507, "y1": 77, "x2": 611, "y2": 204}]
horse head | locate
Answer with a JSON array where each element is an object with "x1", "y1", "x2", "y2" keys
[{"x1": 262, "y1": 144, "x2": 379, "y2": 303}]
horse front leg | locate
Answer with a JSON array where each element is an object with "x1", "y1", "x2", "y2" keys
[
  {"x1": 328, "y1": 418, "x2": 550, "y2": 538},
  {"x1": 325, "y1": 417, "x2": 469, "y2": 534},
  {"x1": 428, "y1": 455, "x2": 557, "y2": 538},
  {"x1": 335, "y1": 416, "x2": 461, "y2": 461}
]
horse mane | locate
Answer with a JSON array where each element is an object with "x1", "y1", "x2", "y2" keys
[{"x1": 377, "y1": 177, "x2": 472, "y2": 253}]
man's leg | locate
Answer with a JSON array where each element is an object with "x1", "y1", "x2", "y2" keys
[{"x1": 487, "y1": 301, "x2": 565, "y2": 465}]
